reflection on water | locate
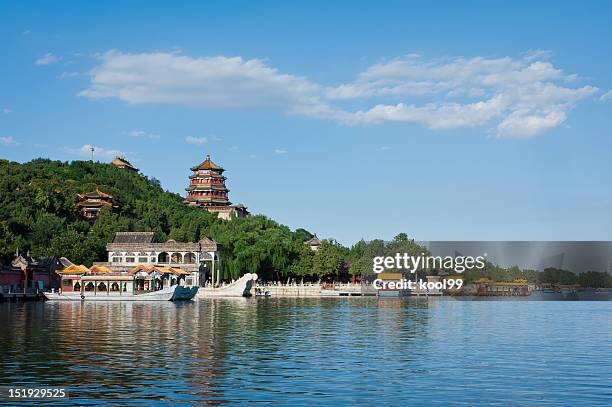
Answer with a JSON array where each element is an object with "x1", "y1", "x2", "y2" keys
[{"x1": 0, "y1": 299, "x2": 610, "y2": 405}]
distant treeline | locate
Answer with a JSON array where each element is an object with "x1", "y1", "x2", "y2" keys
[
  {"x1": 462, "y1": 265, "x2": 611, "y2": 288},
  {"x1": 348, "y1": 236, "x2": 612, "y2": 287}
]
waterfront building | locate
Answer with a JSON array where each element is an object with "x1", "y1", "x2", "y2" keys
[
  {"x1": 475, "y1": 278, "x2": 529, "y2": 296},
  {"x1": 96, "y1": 231, "x2": 221, "y2": 287},
  {"x1": 375, "y1": 272, "x2": 410, "y2": 297},
  {"x1": 184, "y1": 154, "x2": 250, "y2": 220},
  {"x1": 305, "y1": 235, "x2": 321, "y2": 251},
  {"x1": 111, "y1": 156, "x2": 139, "y2": 172},
  {"x1": 77, "y1": 187, "x2": 114, "y2": 220},
  {"x1": 0, "y1": 254, "x2": 71, "y2": 291}
]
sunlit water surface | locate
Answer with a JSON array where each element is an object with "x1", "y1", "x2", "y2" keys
[{"x1": 0, "y1": 299, "x2": 610, "y2": 406}]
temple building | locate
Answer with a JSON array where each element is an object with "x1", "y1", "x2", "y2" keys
[
  {"x1": 0, "y1": 253, "x2": 71, "y2": 291},
  {"x1": 94, "y1": 231, "x2": 221, "y2": 287},
  {"x1": 185, "y1": 154, "x2": 250, "y2": 220},
  {"x1": 111, "y1": 156, "x2": 139, "y2": 172},
  {"x1": 77, "y1": 187, "x2": 114, "y2": 220},
  {"x1": 305, "y1": 235, "x2": 322, "y2": 251}
]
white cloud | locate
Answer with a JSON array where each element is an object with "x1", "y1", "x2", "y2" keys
[
  {"x1": 80, "y1": 51, "x2": 320, "y2": 109},
  {"x1": 35, "y1": 53, "x2": 61, "y2": 65},
  {"x1": 599, "y1": 90, "x2": 612, "y2": 102},
  {"x1": 349, "y1": 94, "x2": 506, "y2": 128},
  {"x1": 496, "y1": 109, "x2": 566, "y2": 138},
  {"x1": 2, "y1": 108, "x2": 12, "y2": 114},
  {"x1": 379, "y1": 146, "x2": 392, "y2": 151},
  {"x1": 323, "y1": 55, "x2": 596, "y2": 137},
  {"x1": 0, "y1": 136, "x2": 18, "y2": 146},
  {"x1": 124, "y1": 129, "x2": 160, "y2": 139},
  {"x1": 64, "y1": 144, "x2": 124, "y2": 159},
  {"x1": 274, "y1": 149, "x2": 288, "y2": 154},
  {"x1": 332, "y1": 55, "x2": 564, "y2": 98},
  {"x1": 185, "y1": 136, "x2": 208, "y2": 145},
  {"x1": 79, "y1": 50, "x2": 599, "y2": 138},
  {"x1": 523, "y1": 49, "x2": 552, "y2": 62},
  {"x1": 58, "y1": 71, "x2": 81, "y2": 79}
]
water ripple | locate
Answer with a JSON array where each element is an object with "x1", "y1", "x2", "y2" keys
[{"x1": 0, "y1": 299, "x2": 610, "y2": 405}]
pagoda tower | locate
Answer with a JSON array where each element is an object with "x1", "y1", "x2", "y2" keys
[
  {"x1": 185, "y1": 154, "x2": 249, "y2": 219},
  {"x1": 77, "y1": 187, "x2": 114, "y2": 220},
  {"x1": 185, "y1": 154, "x2": 230, "y2": 207}
]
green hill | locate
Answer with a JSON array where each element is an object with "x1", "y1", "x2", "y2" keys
[{"x1": 0, "y1": 158, "x2": 331, "y2": 281}]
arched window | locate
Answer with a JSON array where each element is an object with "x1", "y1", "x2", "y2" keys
[
  {"x1": 85, "y1": 282, "x2": 94, "y2": 291},
  {"x1": 74, "y1": 282, "x2": 81, "y2": 291},
  {"x1": 111, "y1": 282, "x2": 120, "y2": 292},
  {"x1": 98, "y1": 282, "x2": 107, "y2": 291},
  {"x1": 184, "y1": 253, "x2": 197, "y2": 264},
  {"x1": 158, "y1": 252, "x2": 169, "y2": 263},
  {"x1": 171, "y1": 253, "x2": 182, "y2": 263}
]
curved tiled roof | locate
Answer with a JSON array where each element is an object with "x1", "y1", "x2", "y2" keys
[
  {"x1": 111, "y1": 156, "x2": 138, "y2": 171},
  {"x1": 191, "y1": 154, "x2": 224, "y2": 171},
  {"x1": 305, "y1": 235, "x2": 321, "y2": 246},
  {"x1": 88, "y1": 265, "x2": 113, "y2": 274},
  {"x1": 56, "y1": 264, "x2": 90, "y2": 274},
  {"x1": 78, "y1": 187, "x2": 113, "y2": 199},
  {"x1": 128, "y1": 264, "x2": 190, "y2": 276},
  {"x1": 113, "y1": 232, "x2": 155, "y2": 244}
]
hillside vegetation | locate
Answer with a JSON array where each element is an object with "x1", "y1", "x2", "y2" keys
[{"x1": 0, "y1": 159, "x2": 346, "y2": 281}]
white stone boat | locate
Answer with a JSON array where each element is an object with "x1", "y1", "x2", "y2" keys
[
  {"x1": 197, "y1": 273, "x2": 258, "y2": 298},
  {"x1": 44, "y1": 285, "x2": 198, "y2": 301}
]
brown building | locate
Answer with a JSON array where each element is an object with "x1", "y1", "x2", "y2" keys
[
  {"x1": 305, "y1": 235, "x2": 321, "y2": 251},
  {"x1": 0, "y1": 254, "x2": 71, "y2": 291},
  {"x1": 97, "y1": 232, "x2": 221, "y2": 287},
  {"x1": 184, "y1": 154, "x2": 249, "y2": 220},
  {"x1": 475, "y1": 279, "x2": 529, "y2": 296},
  {"x1": 111, "y1": 156, "x2": 139, "y2": 172},
  {"x1": 77, "y1": 187, "x2": 114, "y2": 220}
]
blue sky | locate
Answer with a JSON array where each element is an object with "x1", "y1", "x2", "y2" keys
[{"x1": 1, "y1": 1, "x2": 611, "y2": 245}]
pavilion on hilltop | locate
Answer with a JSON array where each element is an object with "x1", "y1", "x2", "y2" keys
[
  {"x1": 77, "y1": 187, "x2": 114, "y2": 220},
  {"x1": 111, "y1": 156, "x2": 139, "y2": 172},
  {"x1": 184, "y1": 154, "x2": 250, "y2": 220}
]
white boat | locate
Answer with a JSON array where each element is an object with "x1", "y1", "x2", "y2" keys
[
  {"x1": 197, "y1": 273, "x2": 258, "y2": 298},
  {"x1": 44, "y1": 285, "x2": 198, "y2": 301},
  {"x1": 44, "y1": 263, "x2": 199, "y2": 301}
]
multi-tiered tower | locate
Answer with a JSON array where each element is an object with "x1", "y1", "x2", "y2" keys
[
  {"x1": 185, "y1": 154, "x2": 230, "y2": 207},
  {"x1": 77, "y1": 187, "x2": 114, "y2": 220},
  {"x1": 185, "y1": 154, "x2": 249, "y2": 220}
]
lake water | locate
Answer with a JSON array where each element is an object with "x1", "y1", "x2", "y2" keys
[{"x1": 0, "y1": 298, "x2": 610, "y2": 406}]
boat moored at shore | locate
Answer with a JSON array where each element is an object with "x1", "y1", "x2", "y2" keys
[{"x1": 43, "y1": 264, "x2": 198, "y2": 301}]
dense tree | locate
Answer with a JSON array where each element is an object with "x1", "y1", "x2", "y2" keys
[
  {"x1": 312, "y1": 239, "x2": 348, "y2": 280},
  {"x1": 577, "y1": 271, "x2": 610, "y2": 288}
]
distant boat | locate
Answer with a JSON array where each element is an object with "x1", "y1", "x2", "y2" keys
[
  {"x1": 255, "y1": 288, "x2": 271, "y2": 297},
  {"x1": 44, "y1": 285, "x2": 198, "y2": 301}
]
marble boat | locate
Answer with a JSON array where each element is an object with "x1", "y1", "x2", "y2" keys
[
  {"x1": 43, "y1": 264, "x2": 198, "y2": 301},
  {"x1": 44, "y1": 285, "x2": 198, "y2": 301}
]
